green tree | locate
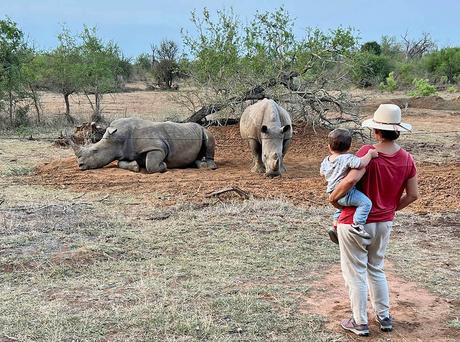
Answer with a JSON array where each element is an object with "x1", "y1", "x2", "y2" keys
[
  {"x1": 424, "y1": 47, "x2": 460, "y2": 83},
  {"x1": 351, "y1": 52, "x2": 393, "y2": 87},
  {"x1": 44, "y1": 27, "x2": 84, "y2": 123},
  {"x1": 21, "y1": 51, "x2": 47, "y2": 122},
  {"x1": 380, "y1": 36, "x2": 403, "y2": 58},
  {"x1": 0, "y1": 18, "x2": 30, "y2": 125},
  {"x1": 361, "y1": 41, "x2": 381, "y2": 55},
  {"x1": 181, "y1": 7, "x2": 361, "y2": 128},
  {"x1": 80, "y1": 26, "x2": 123, "y2": 121},
  {"x1": 132, "y1": 53, "x2": 152, "y2": 81},
  {"x1": 152, "y1": 39, "x2": 179, "y2": 89}
]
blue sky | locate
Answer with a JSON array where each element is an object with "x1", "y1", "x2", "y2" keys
[{"x1": 3, "y1": 0, "x2": 459, "y2": 58}]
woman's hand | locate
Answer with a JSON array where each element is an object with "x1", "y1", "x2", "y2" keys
[{"x1": 329, "y1": 168, "x2": 366, "y2": 206}]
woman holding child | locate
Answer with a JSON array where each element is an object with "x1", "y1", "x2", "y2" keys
[{"x1": 326, "y1": 104, "x2": 420, "y2": 336}]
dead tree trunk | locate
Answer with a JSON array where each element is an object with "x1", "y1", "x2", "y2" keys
[{"x1": 184, "y1": 84, "x2": 267, "y2": 123}]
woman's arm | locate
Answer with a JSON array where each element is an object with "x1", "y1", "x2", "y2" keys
[
  {"x1": 396, "y1": 176, "x2": 419, "y2": 211},
  {"x1": 328, "y1": 168, "x2": 366, "y2": 208}
]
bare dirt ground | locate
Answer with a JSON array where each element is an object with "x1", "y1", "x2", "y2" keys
[
  {"x1": 302, "y1": 263, "x2": 459, "y2": 341},
  {"x1": 1, "y1": 88, "x2": 459, "y2": 340},
  {"x1": 30, "y1": 123, "x2": 459, "y2": 213}
]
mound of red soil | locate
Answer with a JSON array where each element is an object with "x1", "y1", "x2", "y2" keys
[
  {"x1": 32, "y1": 125, "x2": 460, "y2": 212},
  {"x1": 34, "y1": 126, "x2": 329, "y2": 207}
]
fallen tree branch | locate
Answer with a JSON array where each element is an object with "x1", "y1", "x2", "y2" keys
[{"x1": 205, "y1": 186, "x2": 250, "y2": 200}]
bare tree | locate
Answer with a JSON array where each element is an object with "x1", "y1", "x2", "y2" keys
[{"x1": 401, "y1": 32, "x2": 436, "y2": 59}]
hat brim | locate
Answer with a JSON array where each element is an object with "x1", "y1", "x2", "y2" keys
[{"x1": 362, "y1": 118, "x2": 412, "y2": 132}]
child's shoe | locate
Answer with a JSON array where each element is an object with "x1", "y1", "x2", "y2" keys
[
  {"x1": 328, "y1": 225, "x2": 339, "y2": 244},
  {"x1": 349, "y1": 224, "x2": 371, "y2": 239}
]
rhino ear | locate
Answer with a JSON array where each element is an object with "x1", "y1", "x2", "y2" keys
[
  {"x1": 261, "y1": 125, "x2": 268, "y2": 134},
  {"x1": 107, "y1": 127, "x2": 117, "y2": 135},
  {"x1": 281, "y1": 125, "x2": 291, "y2": 133}
]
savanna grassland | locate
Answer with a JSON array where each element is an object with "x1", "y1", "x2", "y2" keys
[{"x1": 0, "y1": 86, "x2": 459, "y2": 341}]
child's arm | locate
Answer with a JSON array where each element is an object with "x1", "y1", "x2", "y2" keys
[{"x1": 357, "y1": 149, "x2": 378, "y2": 169}]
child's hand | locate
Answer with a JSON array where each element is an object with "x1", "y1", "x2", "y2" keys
[{"x1": 369, "y1": 149, "x2": 379, "y2": 158}]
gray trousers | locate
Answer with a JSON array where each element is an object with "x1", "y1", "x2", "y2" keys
[{"x1": 337, "y1": 221, "x2": 392, "y2": 324}]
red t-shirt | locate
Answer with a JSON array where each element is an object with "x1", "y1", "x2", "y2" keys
[{"x1": 338, "y1": 144, "x2": 417, "y2": 224}]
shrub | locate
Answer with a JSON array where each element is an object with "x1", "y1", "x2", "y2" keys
[
  {"x1": 379, "y1": 71, "x2": 398, "y2": 92},
  {"x1": 2, "y1": 166, "x2": 34, "y2": 176},
  {"x1": 14, "y1": 105, "x2": 30, "y2": 127},
  {"x1": 424, "y1": 47, "x2": 460, "y2": 83},
  {"x1": 447, "y1": 85, "x2": 457, "y2": 93},
  {"x1": 352, "y1": 52, "x2": 393, "y2": 87},
  {"x1": 361, "y1": 41, "x2": 381, "y2": 55},
  {"x1": 408, "y1": 78, "x2": 437, "y2": 97}
]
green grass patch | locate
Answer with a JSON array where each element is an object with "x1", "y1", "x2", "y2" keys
[
  {"x1": 448, "y1": 318, "x2": 460, "y2": 330},
  {"x1": 2, "y1": 165, "x2": 34, "y2": 176}
]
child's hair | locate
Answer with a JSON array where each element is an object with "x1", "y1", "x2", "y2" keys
[{"x1": 328, "y1": 128, "x2": 352, "y2": 152}]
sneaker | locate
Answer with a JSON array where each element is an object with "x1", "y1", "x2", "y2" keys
[
  {"x1": 376, "y1": 315, "x2": 393, "y2": 332},
  {"x1": 340, "y1": 318, "x2": 369, "y2": 336},
  {"x1": 328, "y1": 226, "x2": 339, "y2": 245},
  {"x1": 350, "y1": 224, "x2": 371, "y2": 239}
]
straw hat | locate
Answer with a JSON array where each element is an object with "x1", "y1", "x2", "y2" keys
[{"x1": 362, "y1": 104, "x2": 412, "y2": 132}]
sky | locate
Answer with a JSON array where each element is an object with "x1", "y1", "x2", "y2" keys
[{"x1": 2, "y1": 0, "x2": 460, "y2": 58}]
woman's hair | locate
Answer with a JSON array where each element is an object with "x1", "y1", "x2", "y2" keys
[
  {"x1": 375, "y1": 129, "x2": 400, "y2": 141},
  {"x1": 328, "y1": 128, "x2": 352, "y2": 152}
]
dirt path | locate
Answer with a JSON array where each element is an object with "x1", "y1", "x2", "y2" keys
[{"x1": 301, "y1": 263, "x2": 459, "y2": 341}]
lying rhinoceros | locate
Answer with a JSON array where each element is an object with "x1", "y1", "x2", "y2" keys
[
  {"x1": 70, "y1": 117, "x2": 217, "y2": 173},
  {"x1": 240, "y1": 99, "x2": 292, "y2": 177}
]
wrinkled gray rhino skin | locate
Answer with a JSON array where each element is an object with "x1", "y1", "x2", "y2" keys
[
  {"x1": 71, "y1": 118, "x2": 217, "y2": 173},
  {"x1": 240, "y1": 99, "x2": 292, "y2": 176}
]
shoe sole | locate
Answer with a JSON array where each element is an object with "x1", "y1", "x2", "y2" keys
[
  {"x1": 349, "y1": 228, "x2": 371, "y2": 239},
  {"x1": 341, "y1": 324, "x2": 369, "y2": 336},
  {"x1": 328, "y1": 230, "x2": 339, "y2": 244}
]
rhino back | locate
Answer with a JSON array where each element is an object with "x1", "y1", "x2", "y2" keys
[
  {"x1": 109, "y1": 118, "x2": 204, "y2": 167},
  {"x1": 158, "y1": 122, "x2": 204, "y2": 167},
  {"x1": 240, "y1": 99, "x2": 292, "y2": 141}
]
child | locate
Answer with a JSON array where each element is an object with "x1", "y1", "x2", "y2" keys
[{"x1": 320, "y1": 128, "x2": 378, "y2": 244}]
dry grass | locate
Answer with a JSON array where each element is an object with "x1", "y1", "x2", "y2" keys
[
  {"x1": 0, "y1": 181, "x2": 458, "y2": 340},
  {"x1": 0, "y1": 190, "x2": 346, "y2": 341},
  {"x1": 388, "y1": 211, "x2": 460, "y2": 301},
  {"x1": 0, "y1": 87, "x2": 459, "y2": 340}
]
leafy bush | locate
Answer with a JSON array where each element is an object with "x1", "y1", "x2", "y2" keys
[
  {"x1": 447, "y1": 85, "x2": 457, "y2": 93},
  {"x1": 351, "y1": 52, "x2": 392, "y2": 87},
  {"x1": 424, "y1": 47, "x2": 460, "y2": 83},
  {"x1": 14, "y1": 105, "x2": 30, "y2": 127},
  {"x1": 361, "y1": 41, "x2": 381, "y2": 55},
  {"x1": 408, "y1": 78, "x2": 437, "y2": 97},
  {"x1": 379, "y1": 71, "x2": 398, "y2": 92},
  {"x1": 151, "y1": 40, "x2": 179, "y2": 89}
]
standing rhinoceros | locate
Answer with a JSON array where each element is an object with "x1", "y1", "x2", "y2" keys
[
  {"x1": 70, "y1": 117, "x2": 217, "y2": 173},
  {"x1": 240, "y1": 99, "x2": 292, "y2": 177}
]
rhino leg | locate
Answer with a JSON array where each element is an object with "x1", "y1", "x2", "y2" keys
[
  {"x1": 118, "y1": 160, "x2": 140, "y2": 172},
  {"x1": 281, "y1": 138, "x2": 291, "y2": 173},
  {"x1": 195, "y1": 159, "x2": 208, "y2": 169},
  {"x1": 145, "y1": 150, "x2": 167, "y2": 173},
  {"x1": 249, "y1": 139, "x2": 265, "y2": 173},
  {"x1": 202, "y1": 129, "x2": 218, "y2": 170}
]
